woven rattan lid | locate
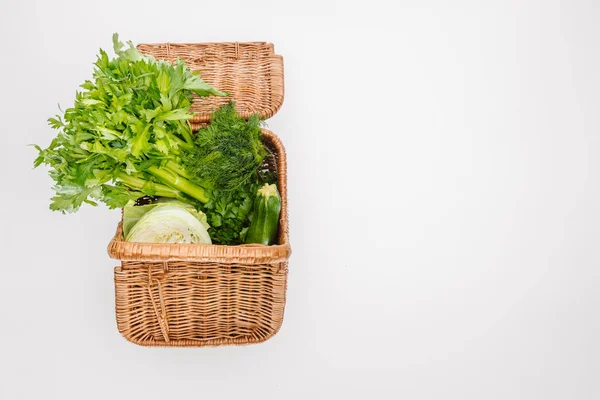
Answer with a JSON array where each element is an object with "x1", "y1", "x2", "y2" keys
[{"x1": 137, "y1": 42, "x2": 284, "y2": 124}]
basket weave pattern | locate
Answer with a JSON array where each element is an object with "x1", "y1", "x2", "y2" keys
[
  {"x1": 114, "y1": 260, "x2": 287, "y2": 346},
  {"x1": 108, "y1": 41, "x2": 288, "y2": 347}
]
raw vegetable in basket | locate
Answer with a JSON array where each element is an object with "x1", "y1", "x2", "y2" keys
[
  {"x1": 33, "y1": 34, "x2": 226, "y2": 212},
  {"x1": 125, "y1": 101, "x2": 276, "y2": 245},
  {"x1": 124, "y1": 200, "x2": 211, "y2": 244},
  {"x1": 245, "y1": 184, "x2": 282, "y2": 245},
  {"x1": 34, "y1": 34, "x2": 281, "y2": 246},
  {"x1": 183, "y1": 101, "x2": 276, "y2": 245},
  {"x1": 183, "y1": 101, "x2": 267, "y2": 191}
]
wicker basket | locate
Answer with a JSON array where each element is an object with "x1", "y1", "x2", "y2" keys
[{"x1": 107, "y1": 42, "x2": 290, "y2": 347}]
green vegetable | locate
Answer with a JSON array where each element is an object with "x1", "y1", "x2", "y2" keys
[
  {"x1": 203, "y1": 181, "x2": 259, "y2": 245},
  {"x1": 245, "y1": 184, "x2": 281, "y2": 245},
  {"x1": 183, "y1": 101, "x2": 267, "y2": 191},
  {"x1": 179, "y1": 101, "x2": 275, "y2": 245},
  {"x1": 125, "y1": 200, "x2": 211, "y2": 244},
  {"x1": 34, "y1": 35, "x2": 280, "y2": 247},
  {"x1": 123, "y1": 198, "x2": 208, "y2": 237},
  {"x1": 34, "y1": 34, "x2": 226, "y2": 213}
]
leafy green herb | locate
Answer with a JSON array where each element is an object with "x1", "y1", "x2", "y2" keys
[
  {"x1": 34, "y1": 35, "x2": 278, "y2": 247},
  {"x1": 183, "y1": 101, "x2": 267, "y2": 191},
  {"x1": 34, "y1": 34, "x2": 226, "y2": 213}
]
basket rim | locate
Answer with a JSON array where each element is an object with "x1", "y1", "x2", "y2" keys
[
  {"x1": 108, "y1": 222, "x2": 291, "y2": 263},
  {"x1": 139, "y1": 41, "x2": 274, "y2": 47},
  {"x1": 107, "y1": 129, "x2": 290, "y2": 264}
]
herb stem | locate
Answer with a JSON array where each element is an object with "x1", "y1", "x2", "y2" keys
[
  {"x1": 165, "y1": 160, "x2": 191, "y2": 179},
  {"x1": 178, "y1": 122, "x2": 195, "y2": 147},
  {"x1": 146, "y1": 165, "x2": 210, "y2": 203},
  {"x1": 115, "y1": 172, "x2": 182, "y2": 199}
]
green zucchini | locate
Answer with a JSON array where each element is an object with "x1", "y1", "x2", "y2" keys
[{"x1": 245, "y1": 184, "x2": 281, "y2": 245}]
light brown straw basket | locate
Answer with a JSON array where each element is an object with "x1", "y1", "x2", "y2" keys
[{"x1": 107, "y1": 42, "x2": 290, "y2": 347}]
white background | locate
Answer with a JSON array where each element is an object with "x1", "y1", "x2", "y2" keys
[{"x1": 1, "y1": 0, "x2": 599, "y2": 398}]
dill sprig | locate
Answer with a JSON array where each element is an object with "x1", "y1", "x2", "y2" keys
[{"x1": 183, "y1": 101, "x2": 267, "y2": 191}]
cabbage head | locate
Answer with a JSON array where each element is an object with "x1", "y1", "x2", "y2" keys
[{"x1": 124, "y1": 200, "x2": 211, "y2": 244}]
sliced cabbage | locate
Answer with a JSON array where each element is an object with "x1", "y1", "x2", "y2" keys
[{"x1": 124, "y1": 201, "x2": 211, "y2": 244}]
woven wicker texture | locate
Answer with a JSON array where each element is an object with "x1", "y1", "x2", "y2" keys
[
  {"x1": 114, "y1": 261, "x2": 287, "y2": 346},
  {"x1": 137, "y1": 42, "x2": 284, "y2": 123},
  {"x1": 109, "y1": 129, "x2": 290, "y2": 347}
]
